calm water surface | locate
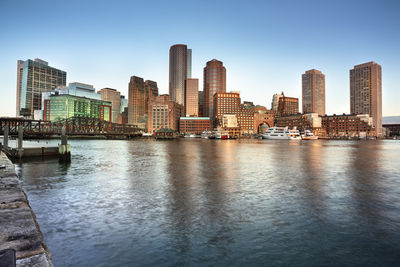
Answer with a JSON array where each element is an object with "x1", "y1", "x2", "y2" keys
[{"x1": 16, "y1": 139, "x2": 400, "y2": 266}]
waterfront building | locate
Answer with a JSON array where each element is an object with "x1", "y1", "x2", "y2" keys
[
  {"x1": 203, "y1": 59, "x2": 226, "y2": 117},
  {"x1": 321, "y1": 114, "x2": 375, "y2": 138},
  {"x1": 275, "y1": 113, "x2": 322, "y2": 135},
  {"x1": 128, "y1": 76, "x2": 159, "y2": 128},
  {"x1": 16, "y1": 58, "x2": 66, "y2": 118},
  {"x1": 169, "y1": 44, "x2": 191, "y2": 106},
  {"x1": 98, "y1": 88, "x2": 121, "y2": 123},
  {"x1": 271, "y1": 92, "x2": 283, "y2": 111},
  {"x1": 213, "y1": 92, "x2": 274, "y2": 134},
  {"x1": 350, "y1": 61, "x2": 382, "y2": 137},
  {"x1": 302, "y1": 69, "x2": 325, "y2": 115},
  {"x1": 198, "y1": 91, "x2": 204, "y2": 117},
  {"x1": 222, "y1": 114, "x2": 238, "y2": 128},
  {"x1": 55, "y1": 82, "x2": 101, "y2": 100},
  {"x1": 185, "y1": 78, "x2": 199, "y2": 117},
  {"x1": 383, "y1": 123, "x2": 400, "y2": 137},
  {"x1": 278, "y1": 94, "x2": 299, "y2": 116},
  {"x1": 179, "y1": 117, "x2": 211, "y2": 134},
  {"x1": 147, "y1": 95, "x2": 184, "y2": 133},
  {"x1": 44, "y1": 94, "x2": 112, "y2": 122}
]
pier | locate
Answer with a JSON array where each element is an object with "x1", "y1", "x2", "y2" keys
[{"x1": 0, "y1": 152, "x2": 52, "y2": 266}]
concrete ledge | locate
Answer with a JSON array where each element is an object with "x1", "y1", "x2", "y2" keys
[{"x1": 0, "y1": 152, "x2": 52, "y2": 266}]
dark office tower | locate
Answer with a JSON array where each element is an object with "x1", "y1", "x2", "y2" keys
[
  {"x1": 203, "y1": 59, "x2": 226, "y2": 117},
  {"x1": 198, "y1": 91, "x2": 204, "y2": 117},
  {"x1": 144, "y1": 80, "x2": 159, "y2": 115},
  {"x1": 128, "y1": 76, "x2": 145, "y2": 125},
  {"x1": 302, "y1": 69, "x2": 325, "y2": 116},
  {"x1": 350, "y1": 61, "x2": 382, "y2": 137},
  {"x1": 16, "y1": 58, "x2": 66, "y2": 118},
  {"x1": 187, "y1": 49, "x2": 192, "y2": 78},
  {"x1": 185, "y1": 78, "x2": 199, "y2": 117},
  {"x1": 169, "y1": 44, "x2": 191, "y2": 106}
]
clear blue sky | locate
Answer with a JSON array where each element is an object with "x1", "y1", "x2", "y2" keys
[{"x1": 0, "y1": 0, "x2": 399, "y2": 116}]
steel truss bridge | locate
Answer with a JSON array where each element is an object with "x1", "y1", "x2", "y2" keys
[{"x1": 0, "y1": 117, "x2": 143, "y2": 138}]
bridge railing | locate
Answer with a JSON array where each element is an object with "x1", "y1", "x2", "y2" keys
[{"x1": 0, "y1": 117, "x2": 143, "y2": 136}]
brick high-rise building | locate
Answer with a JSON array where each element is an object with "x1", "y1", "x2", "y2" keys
[
  {"x1": 278, "y1": 94, "x2": 299, "y2": 116},
  {"x1": 350, "y1": 62, "x2": 382, "y2": 137},
  {"x1": 144, "y1": 80, "x2": 159, "y2": 115},
  {"x1": 98, "y1": 88, "x2": 121, "y2": 123},
  {"x1": 302, "y1": 69, "x2": 325, "y2": 115},
  {"x1": 169, "y1": 44, "x2": 191, "y2": 106},
  {"x1": 185, "y1": 78, "x2": 199, "y2": 117},
  {"x1": 128, "y1": 76, "x2": 158, "y2": 128},
  {"x1": 203, "y1": 59, "x2": 226, "y2": 117},
  {"x1": 16, "y1": 58, "x2": 66, "y2": 118}
]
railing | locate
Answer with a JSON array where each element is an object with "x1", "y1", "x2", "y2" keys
[{"x1": 0, "y1": 117, "x2": 143, "y2": 136}]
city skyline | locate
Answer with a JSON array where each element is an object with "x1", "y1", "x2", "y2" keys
[{"x1": 1, "y1": 0, "x2": 400, "y2": 117}]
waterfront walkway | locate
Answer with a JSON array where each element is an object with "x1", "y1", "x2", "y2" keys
[{"x1": 0, "y1": 152, "x2": 52, "y2": 266}]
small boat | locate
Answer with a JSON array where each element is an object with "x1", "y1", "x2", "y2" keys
[
  {"x1": 301, "y1": 130, "x2": 318, "y2": 140},
  {"x1": 201, "y1": 131, "x2": 212, "y2": 139},
  {"x1": 261, "y1": 126, "x2": 301, "y2": 140},
  {"x1": 184, "y1": 134, "x2": 197, "y2": 138}
]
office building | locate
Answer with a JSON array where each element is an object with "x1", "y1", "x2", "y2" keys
[
  {"x1": 302, "y1": 69, "x2": 325, "y2": 115},
  {"x1": 185, "y1": 78, "x2": 199, "y2": 116},
  {"x1": 179, "y1": 117, "x2": 211, "y2": 134},
  {"x1": 98, "y1": 88, "x2": 121, "y2": 123},
  {"x1": 16, "y1": 58, "x2": 66, "y2": 118},
  {"x1": 350, "y1": 62, "x2": 382, "y2": 137},
  {"x1": 147, "y1": 95, "x2": 184, "y2": 133},
  {"x1": 321, "y1": 114, "x2": 375, "y2": 138},
  {"x1": 44, "y1": 94, "x2": 111, "y2": 122},
  {"x1": 203, "y1": 59, "x2": 226, "y2": 117},
  {"x1": 271, "y1": 92, "x2": 283, "y2": 111},
  {"x1": 169, "y1": 44, "x2": 191, "y2": 106},
  {"x1": 198, "y1": 91, "x2": 204, "y2": 117},
  {"x1": 128, "y1": 76, "x2": 158, "y2": 128},
  {"x1": 278, "y1": 94, "x2": 299, "y2": 116}
]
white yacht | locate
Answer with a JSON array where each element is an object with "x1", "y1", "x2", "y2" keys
[
  {"x1": 301, "y1": 130, "x2": 318, "y2": 140},
  {"x1": 262, "y1": 127, "x2": 301, "y2": 140},
  {"x1": 200, "y1": 131, "x2": 213, "y2": 139}
]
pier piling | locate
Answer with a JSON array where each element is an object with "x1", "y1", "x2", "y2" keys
[{"x1": 59, "y1": 127, "x2": 71, "y2": 163}]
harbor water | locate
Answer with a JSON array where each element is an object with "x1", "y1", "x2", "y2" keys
[{"x1": 16, "y1": 139, "x2": 400, "y2": 266}]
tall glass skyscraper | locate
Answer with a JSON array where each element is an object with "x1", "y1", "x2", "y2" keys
[
  {"x1": 17, "y1": 58, "x2": 66, "y2": 118},
  {"x1": 169, "y1": 44, "x2": 191, "y2": 106}
]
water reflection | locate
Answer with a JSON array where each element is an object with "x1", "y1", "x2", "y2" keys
[{"x1": 17, "y1": 139, "x2": 400, "y2": 266}]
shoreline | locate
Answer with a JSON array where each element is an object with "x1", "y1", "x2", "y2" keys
[{"x1": 0, "y1": 152, "x2": 53, "y2": 267}]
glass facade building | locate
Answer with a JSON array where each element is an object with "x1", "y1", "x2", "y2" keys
[
  {"x1": 203, "y1": 59, "x2": 226, "y2": 117},
  {"x1": 46, "y1": 94, "x2": 112, "y2": 122},
  {"x1": 17, "y1": 58, "x2": 66, "y2": 118}
]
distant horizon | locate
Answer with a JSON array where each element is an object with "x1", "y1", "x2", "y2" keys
[{"x1": 1, "y1": 0, "x2": 399, "y2": 117}]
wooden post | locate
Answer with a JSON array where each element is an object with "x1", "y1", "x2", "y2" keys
[
  {"x1": 3, "y1": 125, "x2": 9, "y2": 151},
  {"x1": 17, "y1": 126, "x2": 24, "y2": 159},
  {"x1": 59, "y1": 126, "x2": 71, "y2": 163}
]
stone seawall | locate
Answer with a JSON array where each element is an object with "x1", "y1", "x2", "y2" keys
[{"x1": 0, "y1": 152, "x2": 52, "y2": 266}]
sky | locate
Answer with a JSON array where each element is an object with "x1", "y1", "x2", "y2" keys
[{"x1": 0, "y1": 0, "x2": 399, "y2": 117}]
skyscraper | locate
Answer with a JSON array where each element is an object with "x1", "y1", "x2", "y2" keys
[
  {"x1": 302, "y1": 69, "x2": 325, "y2": 115},
  {"x1": 169, "y1": 44, "x2": 191, "y2": 106},
  {"x1": 203, "y1": 59, "x2": 226, "y2": 117},
  {"x1": 185, "y1": 79, "x2": 199, "y2": 117},
  {"x1": 98, "y1": 88, "x2": 121, "y2": 123},
  {"x1": 271, "y1": 92, "x2": 283, "y2": 111},
  {"x1": 16, "y1": 58, "x2": 66, "y2": 118},
  {"x1": 128, "y1": 76, "x2": 159, "y2": 128},
  {"x1": 350, "y1": 61, "x2": 382, "y2": 137},
  {"x1": 128, "y1": 76, "x2": 145, "y2": 125}
]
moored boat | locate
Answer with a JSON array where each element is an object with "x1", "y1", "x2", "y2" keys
[
  {"x1": 261, "y1": 127, "x2": 301, "y2": 140},
  {"x1": 301, "y1": 130, "x2": 318, "y2": 140}
]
